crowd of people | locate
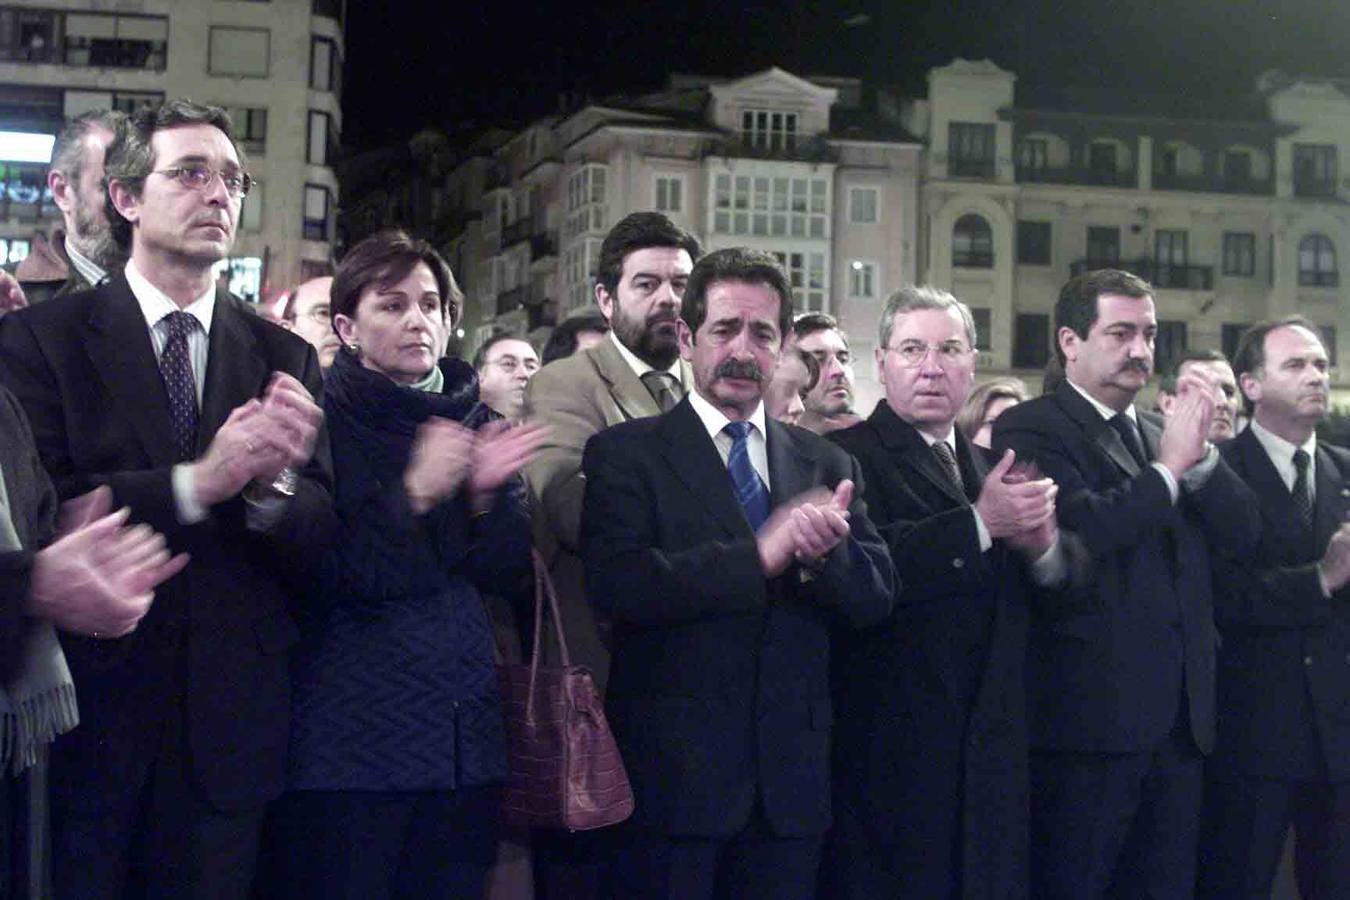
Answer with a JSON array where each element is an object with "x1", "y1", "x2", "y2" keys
[{"x1": 0, "y1": 98, "x2": 1344, "y2": 900}]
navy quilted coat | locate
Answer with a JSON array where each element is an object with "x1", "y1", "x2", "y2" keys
[{"x1": 286, "y1": 350, "x2": 530, "y2": 791}]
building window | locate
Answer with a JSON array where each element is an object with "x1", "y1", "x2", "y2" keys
[
  {"x1": 972, "y1": 307, "x2": 992, "y2": 352},
  {"x1": 223, "y1": 257, "x2": 262, "y2": 303},
  {"x1": 1222, "y1": 232, "x2": 1255, "y2": 277},
  {"x1": 1086, "y1": 226, "x2": 1121, "y2": 265},
  {"x1": 1221, "y1": 323, "x2": 1249, "y2": 361},
  {"x1": 1322, "y1": 326, "x2": 1338, "y2": 367},
  {"x1": 848, "y1": 186, "x2": 879, "y2": 224},
  {"x1": 1088, "y1": 141, "x2": 1121, "y2": 183},
  {"x1": 772, "y1": 251, "x2": 826, "y2": 312},
  {"x1": 303, "y1": 184, "x2": 330, "y2": 241},
  {"x1": 65, "y1": 90, "x2": 162, "y2": 118},
  {"x1": 847, "y1": 261, "x2": 876, "y2": 299},
  {"x1": 952, "y1": 214, "x2": 993, "y2": 268},
  {"x1": 1294, "y1": 144, "x2": 1337, "y2": 197},
  {"x1": 226, "y1": 107, "x2": 267, "y2": 156},
  {"x1": 0, "y1": 238, "x2": 29, "y2": 265},
  {"x1": 208, "y1": 26, "x2": 269, "y2": 77},
  {"x1": 712, "y1": 173, "x2": 828, "y2": 239},
  {"x1": 1157, "y1": 146, "x2": 1180, "y2": 177},
  {"x1": 307, "y1": 111, "x2": 333, "y2": 166},
  {"x1": 300, "y1": 259, "x2": 331, "y2": 281},
  {"x1": 1155, "y1": 321, "x2": 1188, "y2": 376},
  {"x1": 57, "y1": 12, "x2": 168, "y2": 70},
  {"x1": 1018, "y1": 138, "x2": 1049, "y2": 173},
  {"x1": 1222, "y1": 150, "x2": 1252, "y2": 184},
  {"x1": 741, "y1": 109, "x2": 798, "y2": 152},
  {"x1": 1017, "y1": 220, "x2": 1051, "y2": 265},
  {"x1": 565, "y1": 165, "x2": 607, "y2": 240},
  {"x1": 309, "y1": 36, "x2": 337, "y2": 92},
  {"x1": 948, "y1": 123, "x2": 995, "y2": 177},
  {"x1": 1299, "y1": 234, "x2": 1338, "y2": 287},
  {"x1": 0, "y1": 8, "x2": 58, "y2": 63},
  {"x1": 654, "y1": 175, "x2": 683, "y2": 213},
  {"x1": 1013, "y1": 313, "x2": 1050, "y2": 369},
  {"x1": 240, "y1": 180, "x2": 263, "y2": 232}
]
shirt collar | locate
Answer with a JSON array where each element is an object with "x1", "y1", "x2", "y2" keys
[
  {"x1": 1067, "y1": 377, "x2": 1137, "y2": 424},
  {"x1": 125, "y1": 259, "x2": 216, "y2": 335},
  {"x1": 914, "y1": 424, "x2": 957, "y2": 453},
  {"x1": 608, "y1": 329, "x2": 682, "y2": 383},
  {"x1": 1249, "y1": 416, "x2": 1317, "y2": 471},
  {"x1": 62, "y1": 240, "x2": 105, "y2": 287},
  {"x1": 687, "y1": 387, "x2": 767, "y2": 446}
]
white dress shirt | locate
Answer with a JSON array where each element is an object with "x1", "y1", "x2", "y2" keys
[
  {"x1": 686, "y1": 389, "x2": 770, "y2": 490},
  {"x1": 608, "y1": 329, "x2": 686, "y2": 389},
  {"x1": 1248, "y1": 417, "x2": 1317, "y2": 497}
]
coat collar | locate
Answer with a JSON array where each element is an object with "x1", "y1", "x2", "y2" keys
[
  {"x1": 586, "y1": 336, "x2": 692, "y2": 421},
  {"x1": 866, "y1": 400, "x2": 976, "y2": 505},
  {"x1": 1053, "y1": 380, "x2": 1141, "y2": 477}
]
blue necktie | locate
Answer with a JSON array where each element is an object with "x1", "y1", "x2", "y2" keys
[
  {"x1": 723, "y1": 421, "x2": 769, "y2": 531},
  {"x1": 158, "y1": 311, "x2": 200, "y2": 463}
]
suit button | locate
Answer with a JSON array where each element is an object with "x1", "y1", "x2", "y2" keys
[
  {"x1": 1305, "y1": 655, "x2": 1314, "y2": 666},
  {"x1": 952, "y1": 558, "x2": 965, "y2": 569}
]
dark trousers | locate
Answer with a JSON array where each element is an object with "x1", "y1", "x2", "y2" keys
[
  {"x1": 609, "y1": 811, "x2": 822, "y2": 900},
  {"x1": 265, "y1": 787, "x2": 499, "y2": 900},
  {"x1": 50, "y1": 712, "x2": 265, "y2": 900},
  {"x1": 1198, "y1": 777, "x2": 1350, "y2": 899},
  {"x1": 1030, "y1": 725, "x2": 1203, "y2": 899}
]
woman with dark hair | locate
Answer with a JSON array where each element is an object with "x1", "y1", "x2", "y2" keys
[
  {"x1": 269, "y1": 230, "x2": 547, "y2": 899},
  {"x1": 956, "y1": 376, "x2": 1028, "y2": 449}
]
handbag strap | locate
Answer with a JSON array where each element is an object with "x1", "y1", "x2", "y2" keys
[{"x1": 525, "y1": 548, "x2": 572, "y2": 709}]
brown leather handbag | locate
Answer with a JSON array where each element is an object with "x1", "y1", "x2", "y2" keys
[{"x1": 497, "y1": 550, "x2": 635, "y2": 831}]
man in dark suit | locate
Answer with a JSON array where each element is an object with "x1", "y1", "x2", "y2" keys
[
  {"x1": 825, "y1": 285, "x2": 1086, "y2": 899},
  {"x1": 0, "y1": 100, "x2": 332, "y2": 899},
  {"x1": 1199, "y1": 316, "x2": 1350, "y2": 899},
  {"x1": 582, "y1": 247, "x2": 895, "y2": 900},
  {"x1": 991, "y1": 269, "x2": 1259, "y2": 898}
]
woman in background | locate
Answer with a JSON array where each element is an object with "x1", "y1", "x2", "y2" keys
[{"x1": 956, "y1": 376, "x2": 1028, "y2": 449}]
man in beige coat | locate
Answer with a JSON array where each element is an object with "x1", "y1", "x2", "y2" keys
[{"x1": 525, "y1": 212, "x2": 701, "y2": 693}]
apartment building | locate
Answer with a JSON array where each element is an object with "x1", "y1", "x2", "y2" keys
[
  {"x1": 918, "y1": 58, "x2": 1350, "y2": 390},
  {"x1": 0, "y1": 0, "x2": 343, "y2": 299}
]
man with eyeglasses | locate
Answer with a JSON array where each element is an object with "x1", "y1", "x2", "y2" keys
[
  {"x1": 474, "y1": 333, "x2": 539, "y2": 423},
  {"x1": 277, "y1": 276, "x2": 338, "y2": 370},
  {"x1": 990, "y1": 269, "x2": 1258, "y2": 899},
  {"x1": 824, "y1": 284, "x2": 1086, "y2": 899},
  {"x1": 0, "y1": 99, "x2": 334, "y2": 899}
]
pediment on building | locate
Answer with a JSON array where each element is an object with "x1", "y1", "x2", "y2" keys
[{"x1": 709, "y1": 67, "x2": 838, "y2": 107}]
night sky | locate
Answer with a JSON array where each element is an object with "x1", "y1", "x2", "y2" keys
[{"x1": 343, "y1": 0, "x2": 1350, "y2": 151}]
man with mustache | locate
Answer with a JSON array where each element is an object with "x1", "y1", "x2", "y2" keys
[
  {"x1": 522, "y1": 211, "x2": 700, "y2": 897},
  {"x1": 793, "y1": 314, "x2": 861, "y2": 435},
  {"x1": 991, "y1": 269, "x2": 1259, "y2": 899},
  {"x1": 0, "y1": 100, "x2": 333, "y2": 898},
  {"x1": 1157, "y1": 349, "x2": 1240, "y2": 442},
  {"x1": 1198, "y1": 317, "x2": 1350, "y2": 899},
  {"x1": 582, "y1": 247, "x2": 894, "y2": 899},
  {"x1": 15, "y1": 110, "x2": 127, "y2": 307}
]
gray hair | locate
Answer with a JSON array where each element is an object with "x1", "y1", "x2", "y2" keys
[
  {"x1": 50, "y1": 109, "x2": 127, "y2": 185},
  {"x1": 878, "y1": 284, "x2": 978, "y2": 350}
]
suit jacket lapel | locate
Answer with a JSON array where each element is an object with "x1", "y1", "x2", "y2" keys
[
  {"x1": 197, "y1": 293, "x2": 268, "y2": 455},
  {"x1": 871, "y1": 402, "x2": 967, "y2": 507},
  {"x1": 1313, "y1": 444, "x2": 1346, "y2": 550},
  {"x1": 84, "y1": 275, "x2": 177, "y2": 467},
  {"x1": 1054, "y1": 381, "x2": 1140, "y2": 478},
  {"x1": 590, "y1": 338, "x2": 661, "y2": 421},
  {"x1": 658, "y1": 400, "x2": 752, "y2": 539},
  {"x1": 766, "y1": 418, "x2": 814, "y2": 508}
]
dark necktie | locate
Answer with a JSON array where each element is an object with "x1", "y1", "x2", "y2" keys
[
  {"x1": 1110, "y1": 413, "x2": 1147, "y2": 468},
  {"x1": 931, "y1": 440, "x2": 965, "y2": 495},
  {"x1": 641, "y1": 371, "x2": 681, "y2": 414},
  {"x1": 158, "y1": 311, "x2": 200, "y2": 463},
  {"x1": 723, "y1": 421, "x2": 769, "y2": 531},
  {"x1": 1292, "y1": 448, "x2": 1314, "y2": 527}
]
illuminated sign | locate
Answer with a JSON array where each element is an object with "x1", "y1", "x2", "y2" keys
[{"x1": 0, "y1": 131, "x2": 55, "y2": 164}]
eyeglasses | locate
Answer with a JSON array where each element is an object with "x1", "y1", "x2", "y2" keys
[
  {"x1": 152, "y1": 164, "x2": 254, "y2": 198},
  {"x1": 885, "y1": 340, "x2": 973, "y2": 368},
  {"x1": 490, "y1": 357, "x2": 539, "y2": 375}
]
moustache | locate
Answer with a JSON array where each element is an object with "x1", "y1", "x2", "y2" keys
[
  {"x1": 1119, "y1": 359, "x2": 1149, "y2": 375},
  {"x1": 715, "y1": 359, "x2": 763, "y2": 382}
]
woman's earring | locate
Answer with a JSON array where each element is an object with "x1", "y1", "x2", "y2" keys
[{"x1": 347, "y1": 341, "x2": 360, "y2": 355}]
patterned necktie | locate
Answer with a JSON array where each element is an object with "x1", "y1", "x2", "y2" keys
[
  {"x1": 1292, "y1": 448, "x2": 1314, "y2": 527},
  {"x1": 723, "y1": 421, "x2": 769, "y2": 531},
  {"x1": 1110, "y1": 413, "x2": 1147, "y2": 468},
  {"x1": 158, "y1": 311, "x2": 200, "y2": 463},
  {"x1": 641, "y1": 371, "x2": 681, "y2": 414},
  {"x1": 931, "y1": 439, "x2": 965, "y2": 495}
]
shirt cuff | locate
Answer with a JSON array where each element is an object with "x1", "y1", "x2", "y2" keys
[
  {"x1": 1180, "y1": 443, "x2": 1219, "y2": 493},
  {"x1": 1028, "y1": 535, "x2": 1068, "y2": 587},
  {"x1": 172, "y1": 464, "x2": 209, "y2": 524},
  {"x1": 1151, "y1": 462, "x2": 1180, "y2": 504},
  {"x1": 972, "y1": 508, "x2": 992, "y2": 553},
  {"x1": 1318, "y1": 564, "x2": 1332, "y2": 598}
]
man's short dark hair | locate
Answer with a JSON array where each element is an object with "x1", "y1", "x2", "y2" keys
[
  {"x1": 472, "y1": 331, "x2": 533, "y2": 371},
  {"x1": 791, "y1": 312, "x2": 846, "y2": 346},
  {"x1": 51, "y1": 109, "x2": 127, "y2": 185},
  {"x1": 103, "y1": 99, "x2": 244, "y2": 252},
  {"x1": 1158, "y1": 348, "x2": 1229, "y2": 395},
  {"x1": 796, "y1": 348, "x2": 821, "y2": 394},
  {"x1": 594, "y1": 211, "x2": 701, "y2": 301},
  {"x1": 541, "y1": 310, "x2": 609, "y2": 365},
  {"x1": 1053, "y1": 268, "x2": 1154, "y2": 365},
  {"x1": 331, "y1": 229, "x2": 462, "y2": 331},
  {"x1": 681, "y1": 247, "x2": 794, "y2": 340},
  {"x1": 1231, "y1": 315, "x2": 1322, "y2": 414}
]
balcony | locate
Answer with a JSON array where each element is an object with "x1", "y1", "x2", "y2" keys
[
  {"x1": 1017, "y1": 165, "x2": 1137, "y2": 188},
  {"x1": 501, "y1": 219, "x2": 530, "y2": 247},
  {"x1": 1294, "y1": 178, "x2": 1338, "y2": 199},
  {"x1": 530, "y1": 232, "x2": 557, "y2": 260},
  {"x1": 705, "y1": 134, "x2": 836, "y2": 164},
  {"x1": 948, "y1": 157, "x2": 996, "y2": 178},
  {"x1": 1152, "y1": 171, "x2": 1272, "y2": 195},
  {"x1": 496, "y1": 286, "x2": 527, "y2": 316},
  {"x1": 1070, "y1": 258, "x2": 1214, "y2": 290}
]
